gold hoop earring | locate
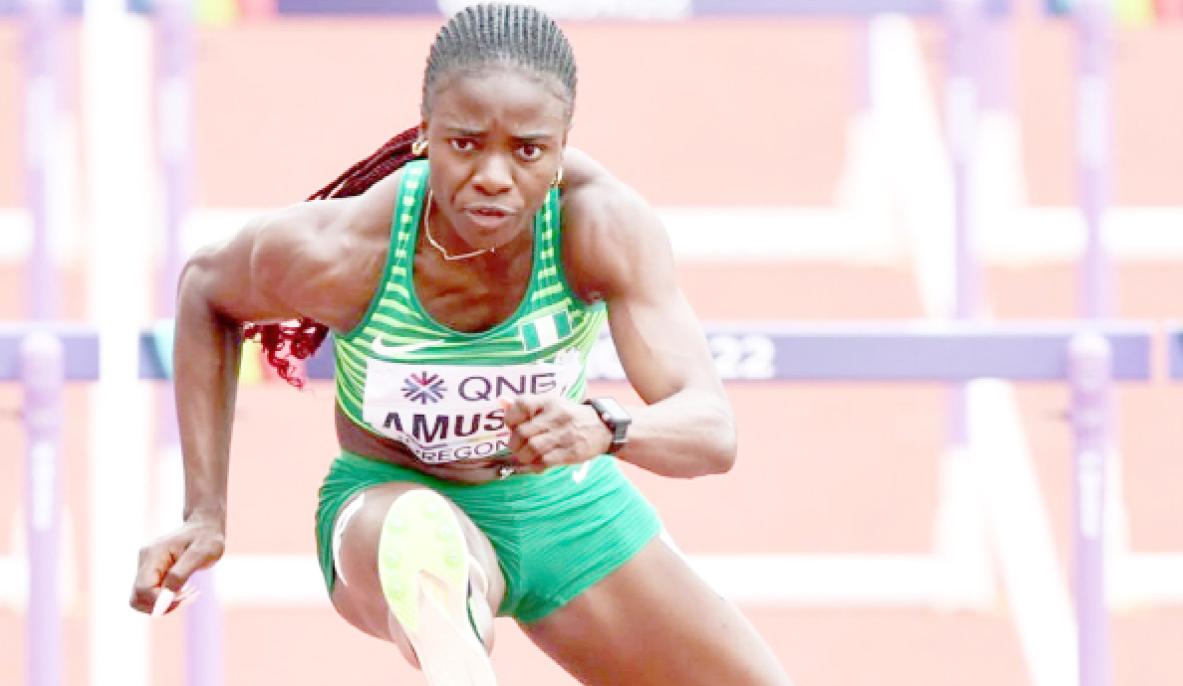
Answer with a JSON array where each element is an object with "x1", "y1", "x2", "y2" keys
[
  {"x1": 551, "y1": 166, "x2": 564, "y2": 188},
  {"x1": 412, "y1": 138, "x2": 428, "y2": 157}
]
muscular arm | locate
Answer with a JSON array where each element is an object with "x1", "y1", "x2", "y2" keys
[
  {"x1": 174, "y1": 172, "x2": 401, "y2": 528},
  {"x1": 562, "y1": 151, "x2": 736, "y2": 478}
]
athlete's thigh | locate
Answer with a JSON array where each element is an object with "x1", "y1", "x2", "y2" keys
[
  {"x1": 520, "y1": 537, "x2": 793, "y2": 686},
  {"x1": 330, "y1": 482, "x2": 506, "y2": 642}
]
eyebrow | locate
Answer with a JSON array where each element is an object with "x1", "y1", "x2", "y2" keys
[
  {"x1": 445, "y1": 127, "x2": 486, "y2": 137},
  {"x1": 443, "y1": 127, "x2": 556, "y2": 142}
]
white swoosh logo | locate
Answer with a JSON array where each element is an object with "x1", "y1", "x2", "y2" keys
[{"x1": 370, "y1": 333, "x2": 431, "y2": 358}]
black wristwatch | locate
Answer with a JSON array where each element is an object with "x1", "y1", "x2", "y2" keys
[{"x1": 584, "y1": 397, "x2": 631, "y2": 455}]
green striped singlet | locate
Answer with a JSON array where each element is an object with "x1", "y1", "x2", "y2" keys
[{"x1": 333, "y1": 160, "x2": 607, "y2": 465}]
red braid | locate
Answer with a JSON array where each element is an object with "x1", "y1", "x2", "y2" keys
[{"x1": 243, "y1": 126, "x2": 421, "y2": 388}]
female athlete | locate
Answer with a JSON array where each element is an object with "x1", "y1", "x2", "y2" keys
[{"x1": 131, "y1": 4, "x2": 795, "y2": 685}]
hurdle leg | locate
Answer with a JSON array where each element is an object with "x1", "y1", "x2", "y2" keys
[
  {"x1": 1069, "y1": 332, "x2": 1112, "y2": 686},
  {"x1": 22, "y1": 332, "x2": 65, "y2": 686}
]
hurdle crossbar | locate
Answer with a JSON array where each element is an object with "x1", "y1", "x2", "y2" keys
[
  {"x1": 289, "y1": 321, "x2": 1151, "y2": 382},
  {"x1": 0, "y1": 321, "x2": 1152, "y2": 384}
]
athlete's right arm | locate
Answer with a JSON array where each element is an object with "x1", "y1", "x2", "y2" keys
[{"x1": 130, "y1": 171, "x2": 402, "y2": 615}]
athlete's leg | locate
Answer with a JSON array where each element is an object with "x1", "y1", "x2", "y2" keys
[
  {"x1": 330, "y1": 482, "x2": 506, "y2": 674},
  {"x1": 521, "y1": 536, "x2": 794, "y2": 686}
]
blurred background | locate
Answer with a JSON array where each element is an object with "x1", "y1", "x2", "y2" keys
[{"x1": 1, "y1": 0, "x2": 1182, "y2": 684}]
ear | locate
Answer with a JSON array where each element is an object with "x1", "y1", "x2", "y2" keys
[{"x1": 557, "y1": 129, "x2": 570, "y2": 165}]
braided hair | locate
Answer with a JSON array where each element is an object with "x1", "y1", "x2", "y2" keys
[
  {"x1": 423, "y1": 3, "x2": 577, "y2": 117},
  {"x1": 244, "y1": 3, "x2": 577, "y2": 387}
]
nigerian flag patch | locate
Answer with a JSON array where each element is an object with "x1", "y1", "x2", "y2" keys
[{"x1": 520, "y1": 310, "x2": 572, "y2": 352}]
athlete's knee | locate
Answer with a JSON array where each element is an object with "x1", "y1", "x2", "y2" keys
[{"x1": 331, "y1": 485, "x2": 428, "y2": 589}]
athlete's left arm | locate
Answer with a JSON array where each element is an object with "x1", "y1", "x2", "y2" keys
[{"x1": 540, "y1": 156, "x2": 736, "y2": 478}]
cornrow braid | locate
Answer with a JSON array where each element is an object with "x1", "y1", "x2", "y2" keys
[
  {"x1": 246, "y1": 3, "x2": 577, "y2": 388},
  {"x1": 423, "y1": 3, "x2": 577, "y2": 117}
]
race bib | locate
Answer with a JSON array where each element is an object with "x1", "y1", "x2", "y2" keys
[{"x1": 361, "y1": 351, "x2": 583, "y2": 464}]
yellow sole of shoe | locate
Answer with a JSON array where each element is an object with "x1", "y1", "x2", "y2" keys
[{"x1": 377, "y1": 489, "x2": 497, "y2": 686}]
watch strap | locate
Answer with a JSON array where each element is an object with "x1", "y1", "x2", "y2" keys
[{"x1": 584, "y1": 397, "x2": 630, "y2": 455}]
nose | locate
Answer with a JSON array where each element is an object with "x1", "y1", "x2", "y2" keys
[{"x1": 472, "y1": 153, "x2": 513, "y2": 196}]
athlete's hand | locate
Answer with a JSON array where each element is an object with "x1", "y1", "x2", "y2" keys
[
  {"x1": 129, "y1": 517, "x2": 225, "y2": 616},
  {"x1": 500, "y1": 396, "x2": 612, "y2": 473}
]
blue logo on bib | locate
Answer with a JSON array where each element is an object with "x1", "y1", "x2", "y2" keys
[{"x1": 401, "y1": 372, "x2": 447, "y2": 404}]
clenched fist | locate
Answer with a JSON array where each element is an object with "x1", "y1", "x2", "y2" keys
[{"x1": 499, "y1": 395, "x2": 612, "y2": 474}]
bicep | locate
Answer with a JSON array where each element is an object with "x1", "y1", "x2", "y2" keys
[
  {"x1": 574, "y1": 192, "x2": 722, "y2": 404},
  {"x1": 607, "y1": 283, "x2": 723, "y2": 405}
]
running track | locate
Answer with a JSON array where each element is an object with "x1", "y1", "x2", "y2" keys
[{"x1": 0, "y1": 8, "x2": 1181, "y2": 685}]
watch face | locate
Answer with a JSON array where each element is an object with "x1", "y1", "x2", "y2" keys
[{"x1": 593, "y1": 397, "x2": 630, "y2": 424}]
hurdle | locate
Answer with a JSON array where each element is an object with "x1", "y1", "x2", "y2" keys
[
  {"x1": 1, "y1": 319, "x2": 1156, "y2": 686},
  {"x1": 17, "y1": 0, "x2": 65, "y2": 682},
  {"x1": 153, "y1": 0, "x2": 228, "y2": 682}
]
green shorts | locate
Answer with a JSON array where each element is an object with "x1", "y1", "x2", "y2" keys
[{"x1": 315, "y1": 452, "x2": 662, "y2": 624}]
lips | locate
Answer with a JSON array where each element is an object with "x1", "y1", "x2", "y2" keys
[{"x1": 463, "y1": 205, "x2": 518, "y2": 232}]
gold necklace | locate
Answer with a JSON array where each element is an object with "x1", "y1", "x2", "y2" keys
[{"x1": 424, "y1": 190, "x2": 490, "y2": 261}]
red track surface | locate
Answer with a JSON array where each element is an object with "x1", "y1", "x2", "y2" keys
[{"x1": 1, "y1": 9, "x2": 1181, "y2": 686}]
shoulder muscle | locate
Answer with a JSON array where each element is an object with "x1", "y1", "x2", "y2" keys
[
  {"x1": 186, "y1": 169, "x2": 404, "y2": 328},
  {"x1": 560, "y1": 150, "x2": 675, "y2": 303}
]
